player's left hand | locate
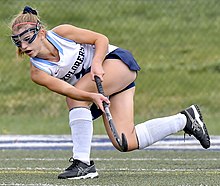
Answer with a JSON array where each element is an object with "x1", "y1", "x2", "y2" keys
[{"x1": 90, "y1": 62, "x2": 105, "y2": 81}]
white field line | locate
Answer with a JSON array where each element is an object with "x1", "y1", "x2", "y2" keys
[
  {"x1": 1, "y1": 167, "x2": 220, "y2": 173},
  {"x1": 0, "y1": 185, "x2": 59, "y2": 186},
  {"x1": 0, "y1": 157, "x2": 220, "y2": 172},
  {"x1": 0, "y1": 135, "x2": 219, "y2": 150},
  {"x1": 0, "y1": 184, "x2": 101, "y2": 186},
  {"x1": 0, "y1": 184, "x2": 79, "y2": 186},
  {"x1": 0, "y1": 157, "x2": 220, "y2": 161}
]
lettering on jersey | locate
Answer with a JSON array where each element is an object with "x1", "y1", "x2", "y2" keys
[{"x1": 61, "y1": 46, "x2": 85, "y2": 82}]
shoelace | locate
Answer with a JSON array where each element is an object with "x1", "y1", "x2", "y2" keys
[
  {"x1": 185, "y1": 110, "x2": 201, "y2": 132},
  {"x1": 183, "y1": 110, "x2": 201, "y2": 142},
  {"x1": 183, "y1": 133, "x2": 188, "y2": 142},
  {"x1": 66, "y1": 157, "x2": 80, "y2": 170},
  {"x1": 69, "y1": 157, "x2": 74, "y2": 163},
  {"x1": 183, "y1": 108, "x2": 206, "y2": 143}
]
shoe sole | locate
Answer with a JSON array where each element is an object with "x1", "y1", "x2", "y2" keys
[
  {"x1": 191, "y1": 105, "x2": 210, "y2": 148},
  {"x1": 66, "y1": 172, "x2": 99, "y2": 180}
]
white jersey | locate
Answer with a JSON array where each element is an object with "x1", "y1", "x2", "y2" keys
[{"x1": 30, "y1": 30, "x2": 118, "y2": 85}]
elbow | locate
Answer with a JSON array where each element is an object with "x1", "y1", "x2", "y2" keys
[
  {"x1": 30, "y1": 70, "x2": 41, "y2": 85},
  {"x1": 103, "y1": 35, "x2": 109, "y2": 45},
  {"x1": 96, "y1": 34, "x2": 109, "y2": 46},
  {"x1": 30, "y1": 67, "x2": 45, "y2": 86},
  {"x1": 30, "y1": 72, "x2": 37, "y2": 84},
  {"x1": 30, "y1": 66, "x2": 38, "y2": 83}
]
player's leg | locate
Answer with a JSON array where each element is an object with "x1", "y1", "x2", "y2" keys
[
  {"x1": 102, "y1": 87, "x2": 139, "y2": 151},
  {"x1": 135, "y1": 104, "x2": 210, "y2": 150},
  {"x1": 102, "y1": 87, "x2": 187, "y2": 151},
  {"x1": 104, "y1": 84, "x2": 210, "y2": 151},
  {"x1": 63, "y1": 59, "x2": 198, "y2": 153},
  {"x1": 65, "y1": 58, "x2": 137, "y2": 157},
  {"x1": 58, "y1": 102, "x2": 98, "y2": 179},
  {"x1": 65, "y1": 59, "x2": 136, "y2": 155},
  {"x1": 66, "y1": 58, "x2": 137, "y2": 158},
  {"x1": 58, "y1": 59, "x2": 136, "y2": 179}
]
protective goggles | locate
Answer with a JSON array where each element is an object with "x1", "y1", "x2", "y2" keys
[{"x1": 11, "y1": 23, "x2": 41, "y2": 48}]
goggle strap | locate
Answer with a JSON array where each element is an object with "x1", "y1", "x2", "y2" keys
[
  {"x1": 11, "y1": 27, "x2": 36, "y2": 40},
  {"x1": 13, "y1": 22, "x2": 37, "y2": 29},
  {"x1": 11, "y1": 21, "x2": 41, "y2": 39}
]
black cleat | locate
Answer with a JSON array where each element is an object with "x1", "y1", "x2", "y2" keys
[
  {"x1": 58, "y1": 158, "x2": 99, "y2": 179},
  {"x1": 181, "y1": 104, "x2": 210, "y2": 149}
]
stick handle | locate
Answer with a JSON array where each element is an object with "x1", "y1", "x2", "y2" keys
[
  {"x1": 94, "y1": 75, "x2": 128, "y2": 152},
  {"x1": 94, "y1": 76, "x2": 104, "y2": 95},
  {"x1": 94, "y1": 76, "x2": 108, "y2": 108}
]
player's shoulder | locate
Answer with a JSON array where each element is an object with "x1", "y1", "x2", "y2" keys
[{"x1": 51, "y1": 24, "x2": 77, "y2": 38}]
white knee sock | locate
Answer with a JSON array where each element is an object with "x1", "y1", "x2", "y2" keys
[
  {"x1": 135, "y1": 113, "x2": 186, "y2": 149},
  {"x1": 69, "y1": 107, "x2": 93, "y2": 165}
]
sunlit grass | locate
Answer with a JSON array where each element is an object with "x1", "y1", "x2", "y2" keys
[{"x1": 1, "y1": 0, "x2": 220, "y2": 134}]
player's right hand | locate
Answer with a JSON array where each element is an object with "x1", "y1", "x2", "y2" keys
[{"x1": 91, "y1": 93, "x2": 110, "y2": 112}]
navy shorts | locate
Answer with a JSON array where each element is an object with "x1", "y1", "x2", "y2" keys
[
  {"x1": 91, "y1": 48, "x2": 141, "y2": 120},
  {"x1": 106, "y1": 48, "x2": 141, "y2": 71}
]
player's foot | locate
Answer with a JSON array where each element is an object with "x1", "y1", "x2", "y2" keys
[
  {"x1": 181, "y1": 104, "x2": 210, "y2": 149},
  {"x1": 58, "y1": 158, "x2": 99, "y2": 179}
]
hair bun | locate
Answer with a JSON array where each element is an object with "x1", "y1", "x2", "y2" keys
[{"x1": 23, "y1": 6, "x2": 38, "y2": 15}]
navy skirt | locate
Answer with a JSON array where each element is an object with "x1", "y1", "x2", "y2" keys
[
  {"x1": 106, "y1": 48, "x2": 141, "y2": 71},
  {"x1": 91, "y1": 48, "x2": 141, "y2": 120}
]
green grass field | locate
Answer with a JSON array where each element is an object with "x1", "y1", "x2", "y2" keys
[
  {"x1": 1, "y1": 0, "x2": 220, "y2": 135},
  {"x1": 1, "y1": 150, "x2": 220, "y2": 186}
]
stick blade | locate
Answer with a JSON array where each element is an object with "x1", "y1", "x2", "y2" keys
[{"x1": 121, "y1": 133, "x2": 128, "y2": 152}]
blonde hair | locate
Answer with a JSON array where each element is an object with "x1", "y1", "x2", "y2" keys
[{"x1": 10, "y1": 7, "x2": 44, "y2": 57}]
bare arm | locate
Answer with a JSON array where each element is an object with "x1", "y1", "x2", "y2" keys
[
  {"x1": 30, "y1": 64, "x2": 109, "y2": 111},
  {"x1": 52, "y1": 24, "x2": 109, "y2": 80}
]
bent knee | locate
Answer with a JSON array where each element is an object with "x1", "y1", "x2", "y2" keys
[
  {"x1": 66, "y1": 97, "x2": 91, "y2": 110},
  {"x1": 111, "y1": 135, "x2": 139, "y2": 152}
]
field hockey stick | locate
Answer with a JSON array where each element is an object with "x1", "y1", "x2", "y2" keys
[{"x1": 94, "y1": 75, "x2": 128, "y2": 152}]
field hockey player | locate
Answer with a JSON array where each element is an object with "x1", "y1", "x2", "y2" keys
[{"x1": 10, "y1": 6, "x2": 210, "y2": 180}]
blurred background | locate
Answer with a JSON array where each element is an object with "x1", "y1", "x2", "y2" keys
[{"x1": 0, "y1": 0, "x2": 220, "y2": 135}]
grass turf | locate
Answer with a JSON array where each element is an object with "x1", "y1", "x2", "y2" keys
[
  {"x1": 0, "y1": 150, "x2": 220, "y2": 186},
  {"x1": 1, "y1": 0, "x2": 220, "y2": 135}
]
